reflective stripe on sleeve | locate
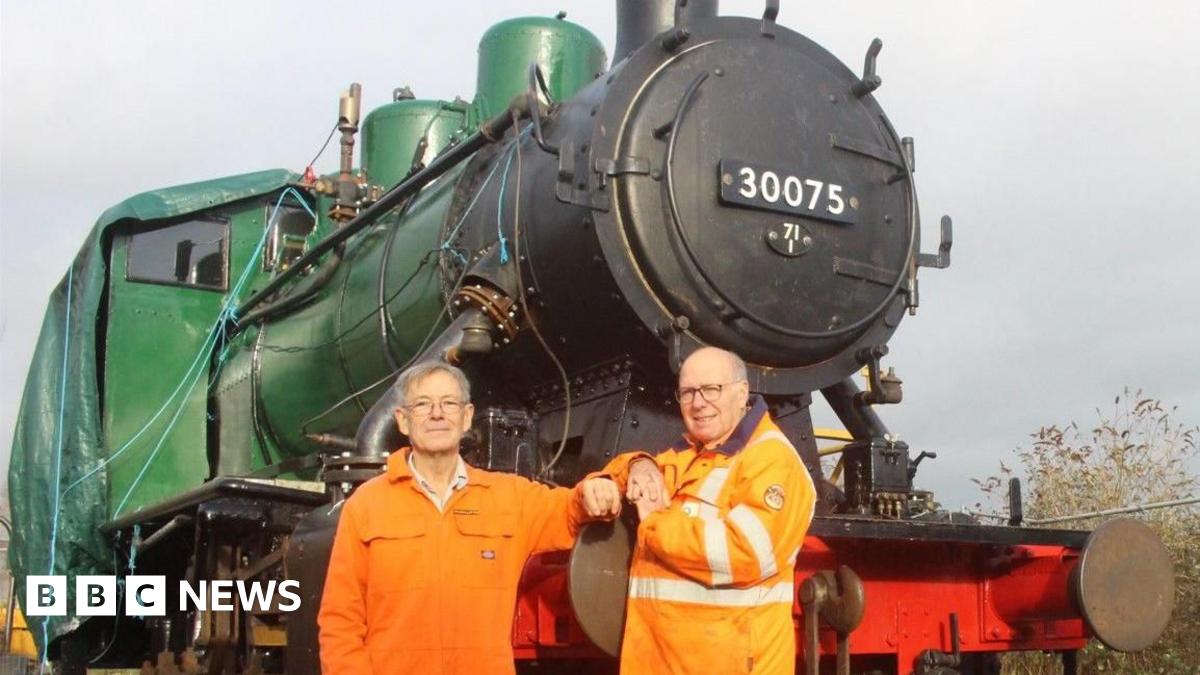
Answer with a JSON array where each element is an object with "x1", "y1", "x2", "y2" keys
[
  {"x1": 754, "y1": 430, "x2": 796, "y2": 453},
  {"x1": 704, "y1": 517, "x2": 732, "y2": 585},
  {"x1": 628, "y1": 577, "x2": 794, "y2": 607},
  {"x1": 697, "y1": 467, "x2": 730, "y2": 503},
  {"x1": 728, "y1": 504, "x2": 778, "y2": 579},
  {"x1": 696, "y1": 467, "x2": 733, "y2": 583}
]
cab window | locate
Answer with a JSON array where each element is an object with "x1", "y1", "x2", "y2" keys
[{"x1": 126, "y1": 218, "x2": 228, "y2": 291}]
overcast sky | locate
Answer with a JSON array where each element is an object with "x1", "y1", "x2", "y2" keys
[{"x1": 2, "y1": 0, "x2": 1198, "y2": 510}]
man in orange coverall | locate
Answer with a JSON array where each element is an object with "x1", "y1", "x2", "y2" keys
[
  {"x1": 318, "y1": 361, "x2": 621, "y2": 675},
  {"x1": 586, "y1": 347, "x2": 817, "y2": 675}
]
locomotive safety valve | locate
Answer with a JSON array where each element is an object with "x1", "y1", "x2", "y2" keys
[{"x1": 852, "y1": 38, "x2": 884, "y2": 97}]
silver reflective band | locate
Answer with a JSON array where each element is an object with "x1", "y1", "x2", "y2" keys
[
  {"x1": 696, "y1": 467, "x2": 732, "y2": 583},
  {"x1": 697, "y1": 467, "x2": 730, "y2": 503},
  {"x1": 754, "y1": 430, "x2": 797, "y2": 453},
  {"x1": 704, "y1": 517, "x2": 732, "y2": 585},
  {"x1": 728, "y1": 504, "x2": 778, "y2": 580},
  {"x1": 628, "y1": 577, "x2": 794, "y2": 607}
]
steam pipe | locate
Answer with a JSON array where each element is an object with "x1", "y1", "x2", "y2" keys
[{"x1": 353, "y1": 308, "x2": 487, "y2": 456}]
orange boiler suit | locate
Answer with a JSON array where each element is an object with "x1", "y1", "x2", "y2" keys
[
  {"x1": 600, "y1": 396, "x2": 816, "y2": 675},
  {"x1": 318, "y1": 449, "x2": 589, "y2": 675}
]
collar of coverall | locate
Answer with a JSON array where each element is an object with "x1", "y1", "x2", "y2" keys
[
  {"x1": 671, "y1": 393, "x2": 769, "y2": 456},
  {"x1": 386, "y1": 447, "x2": 495, "y2": 487}
]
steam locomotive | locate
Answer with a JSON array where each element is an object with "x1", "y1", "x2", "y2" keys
[{"x1": 8, "y1": 1, "x2": 1175, "y2": 673}]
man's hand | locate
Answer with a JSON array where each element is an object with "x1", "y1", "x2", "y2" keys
[
  {"x1": 580, "y1": 477, "x2": 622, "y2": 519},
  {"x1": 634, "y1": 489, "x2": 668, "y2": 520},
  {"x1": 626, "y1": 458, "x2": 666, "y2": 504}
]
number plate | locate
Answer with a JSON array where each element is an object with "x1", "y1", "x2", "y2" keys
[{"x1": 718, "y1": 159, "x2": 856, "y2": 225}]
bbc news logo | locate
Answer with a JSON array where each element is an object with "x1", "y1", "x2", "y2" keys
[{"x1": 25, "y1": 576, "x2": 302, "y2": 616}]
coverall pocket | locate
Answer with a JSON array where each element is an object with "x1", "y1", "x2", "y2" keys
[
  {"x1": 653, "y1": 604, "x2": 751, "y2": 675},
  {"x1": 453, "y1": 512, "x2": 517, "y2": 588},
  {"x1": 362, "y1": 515, "x2": 427, "y2": 591}
]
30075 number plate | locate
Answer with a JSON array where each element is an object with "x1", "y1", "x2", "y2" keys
[{"x1": 718, "y1": 159, "x2": 856, "y2": 225}]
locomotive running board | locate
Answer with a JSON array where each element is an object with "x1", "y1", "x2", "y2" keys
[{"x1": 808, "y1": 515, "x2": 1088, "y2": 548}]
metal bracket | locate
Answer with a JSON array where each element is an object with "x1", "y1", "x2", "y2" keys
[
  {"x1": 917, "y1": 215, "x2": 953, "y2": 269},
  {"x1": 851, "y1": 38, "x2": 883, "y2": 97},
  {"x1": 526, "y1": 63, "x2": 559, "y2": 155},
  {"x1": 554, "y1": 139, "x2": 611, "y2": 211},
  {"x1": 595, "y1": 156, "x2": 651, "y2": 177},
  {"x1": 854, "y1": 345, "x2": 902, "y2": 406},
  {"x1": 761, "y1": 0, "x2": 779, "y2": 37},
  {"x1": 829, "y1": 133, "x2": 904, "y2": 169}
]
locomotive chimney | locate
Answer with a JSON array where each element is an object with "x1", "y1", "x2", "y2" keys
[{"x1": 614, "y1": 0, "x2": 719, "y2": 63}]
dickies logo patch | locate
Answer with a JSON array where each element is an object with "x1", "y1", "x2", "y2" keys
[
  {"x1": 764, "y1": 484, "x2": 785, "y2": 510},
  {"x1": 481, "y1": 549, "x2": 496, "y2": 560}
]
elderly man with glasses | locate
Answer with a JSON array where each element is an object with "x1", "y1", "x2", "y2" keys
[
  {"x1": 318, "y1": 361, "x2": 621, "y2": 675},
  {"x1": 583, "y1": 347, "x2": 817, "y2": 675}
]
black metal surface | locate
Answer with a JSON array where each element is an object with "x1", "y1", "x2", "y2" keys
[
  {"x1": 466, "y1": 407, "x2": 539, "y2": 477},
  {"x1": 438, "y1": 14, "x2": 926, "y2": 400},
  {"x1": 809, "y1": 516, "x2": 1089, "y2": 548},
  {"x1": 100, "y1": 478, "x2": 327, "y2": 534},
  {"x1": 283, "y1": 502, "x2": 343, "y2": 675},
  {"x1": 842, "y1": 437, "x2": 912, "y2": 515},
  {"x1": 589, "y1": 16, "x2": 916, "y2": 389},
  {"x1": 1071, "y1": 517, "x2": 1175, "y2": 652}
]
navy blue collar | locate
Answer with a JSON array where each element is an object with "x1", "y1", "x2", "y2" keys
[{"x1": 672, "y1": 394, "x2": 768, "y2": 456}]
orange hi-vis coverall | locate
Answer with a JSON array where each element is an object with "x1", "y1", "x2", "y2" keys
[
  {"x1": 318, "y1": 449, "x2": 588, "y2": 675},
  {"x1": 601, "y1": 396, "x2": 817, "y2": 675}
]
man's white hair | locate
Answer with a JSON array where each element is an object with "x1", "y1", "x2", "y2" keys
[{"x1": 394, "y1": 361, "x2": 471, "y2": 403}]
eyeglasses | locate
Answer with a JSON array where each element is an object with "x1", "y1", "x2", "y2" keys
[
  {"x1": 403, "y1": 399, "x2": 466, "y2": 418},
  {"x1": 674, "y1": 382, "x2": 742, "y2": 404}
]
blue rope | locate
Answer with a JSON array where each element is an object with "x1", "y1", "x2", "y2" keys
[
  {"x1": 110, "y1": 188, "x2": 288, "y2": 516},
  {"x1": 495, "y1": 143, "x2": 518, "y2": 265},
  {"x1": 41, "y1": 263, "x2": 73, "y2": 668},
  {"x1": 60, "y1": 188, "x2": 309, "y2": 502},
  {"x1": 37, "y1": 184, "x2": 307, "y2": 662},
  {"x1": 439, "y1": 159, "x2": 503, "y2": 265}
]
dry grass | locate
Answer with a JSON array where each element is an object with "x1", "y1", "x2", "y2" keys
[{"x1": 975, "y1": 389, "x2": 1199, "y2": 674}]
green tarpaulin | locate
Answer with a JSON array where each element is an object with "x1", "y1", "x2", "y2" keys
[{"x1": 8, "y1": 169, "x2": 294, "y2": 653}]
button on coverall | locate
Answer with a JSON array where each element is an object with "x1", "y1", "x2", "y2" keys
[
  {"x1": 601, "y1": 396, "x2": 816, "y2": 675},
  {"x1": 318, "y1": 449, "x2": 587, "y2": 675}
]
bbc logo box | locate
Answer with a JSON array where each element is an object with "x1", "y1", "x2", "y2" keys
[{"x1": 25, "y1": 576, "x2": 300, "y2": 616}]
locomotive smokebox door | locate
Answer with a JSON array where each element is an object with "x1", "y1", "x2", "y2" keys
[{"x1": 591, "y1": 16, "x2": 917, "y2": 394}]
